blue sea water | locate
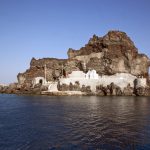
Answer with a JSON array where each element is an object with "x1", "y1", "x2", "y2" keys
[{"x1": 0, "y1": 94, "x2": 150, "y2": 150}]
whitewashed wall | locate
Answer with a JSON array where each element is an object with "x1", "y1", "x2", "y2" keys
[{"x1": 60, "y1": 73, "x2": 138, "y2": 92}]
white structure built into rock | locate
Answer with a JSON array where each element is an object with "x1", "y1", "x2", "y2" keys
[
  {"x1": 32, "y1": 77, "x2": 46, "y2": 87},
  {"x1": 59, "y1": 70, "x2": 147, "y2": 92},
  {"x1": 68, "y1": 71, "x2": 85, "y2": 79},
  {"x1": 32, "y1": 70, "x2": 148, "y2": 93}
]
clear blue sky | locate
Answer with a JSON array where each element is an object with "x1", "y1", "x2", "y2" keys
[{"x1": 0, "y1": 0, "x2": 150, "y2": 84}]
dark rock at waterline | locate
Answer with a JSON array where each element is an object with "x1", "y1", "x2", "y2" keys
[
  {"x1": 1, "y1": 81, "x2": 150, "y2": 96},
  {"x1": 123, "y1": 84, "x2": 134, "y2": 96},
  {"x1": 96, "y1": 82, "x2": 123, "y2": 96},
  {"x1": 0, "y1": 86, "x2": 3, "y2": 92},
  {"x1": 96, "y1": 85, "x2": 105, "y2": 96},
  {"x1": 134, "y1": 87, "x2": 150, "y2": 96}
]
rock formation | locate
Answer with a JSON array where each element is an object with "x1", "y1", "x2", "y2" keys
[
  {"x1": 68, "y1": 31, "x2": 149, "y2": 77},
  {"x1": 1, "y1": 30, "x2": 150, "y2": 96},
  {"x1": 18, "y1": 31, "x2": 150, "y2": 87}
]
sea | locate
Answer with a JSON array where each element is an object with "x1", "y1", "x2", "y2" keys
[{"x1": 0, "y1": 94, "x2": 150, "y2": 150}]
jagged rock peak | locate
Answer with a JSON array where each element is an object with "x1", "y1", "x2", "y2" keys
[
  {"x1": 67, "y1": 30, "x2": 138, "y2": 59},
  {"x1": 103, "y1": 31, "x2": 136, "y2": 48},
  {"x1": 88, "y1": 30, "x2": 131, "y2": 44}
]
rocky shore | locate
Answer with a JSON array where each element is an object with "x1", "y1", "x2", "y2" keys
[
  {"x1": 0, "y1": 83, "x2": 47, "y2": 95},
  {"x1": 0, "y1": 81, "x2": 150, "y2": 96}
]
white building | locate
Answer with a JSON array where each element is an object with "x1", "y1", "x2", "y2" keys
[
  {"x1": 32, "y1": 69, "x2": 147, "y2": 92},
  {"x1": 59, "y1": 70, "x2": 147, "y2": 92}
]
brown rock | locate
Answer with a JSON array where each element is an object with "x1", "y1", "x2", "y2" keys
[
  {"x1": 17, "y1": 30, "x2": 149, "y2": 93},
  {"x1": 134, "y1": 87, "x2": 150, "y2": 96},
  {"x1": 40, "y1": 85, "x2": 48, "y2": 91},
  {"x1": 123, "y1": 84, "x2": 134, "y2": 96},
  {"x1": 96, "y1": 85, "x2": 105, "y2": 96},
  {"x1": 67, "y1": 31, "x2": 149, "y2": 77},
  {"x1": 59, "y1": 84, "x2": 70, "y2": 91},
  {"x1": 0, "y1": 85, "x2": 3, "y2": 93},
  {"x1": 81, "y1": 85, "x2": 91, "y2": 93}
]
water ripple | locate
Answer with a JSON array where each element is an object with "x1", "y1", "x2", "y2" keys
[{"x1": 0, "y1": 95, "x2": 150, "y2": 149}]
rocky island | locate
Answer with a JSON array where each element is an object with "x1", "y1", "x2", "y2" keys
[{"x1": 0, "y1": 30, "x2": 150, "y2": 96}]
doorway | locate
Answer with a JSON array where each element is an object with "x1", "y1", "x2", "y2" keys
[{"x1": 39, "y1": 79, "x2": 43, "y2": 84}]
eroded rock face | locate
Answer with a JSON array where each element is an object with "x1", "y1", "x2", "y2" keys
[
  {"x1": 17, "y1": 30, "x2": 149, "y2": 87},
  {"x1": 68, "y1": 31, "x2": 149, "y2": 77},
  {"x1": 26, "y1": 58, "x2": 66, "y2": 82},
  {"x1": 17, "y1": 57, "x2": 84, "y2": 86}
]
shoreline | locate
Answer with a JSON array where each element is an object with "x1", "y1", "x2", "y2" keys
[
  {"x1": 1, "y1": 82, "x2": 150, "y2": 96},
  {"x1": 0, "y1": 91, "x2": 149, "y2": 97}
]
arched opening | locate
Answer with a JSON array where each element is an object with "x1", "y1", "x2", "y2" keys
[{"x1": 39, "y1": 79, "x2": 43, "y2": 85}]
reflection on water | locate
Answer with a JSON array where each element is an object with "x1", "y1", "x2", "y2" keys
[{"x1": 0, "y1": 94, "x2": 150, "y2": 149}]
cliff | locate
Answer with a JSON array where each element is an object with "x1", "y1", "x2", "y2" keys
[
  {"x1": 18, "y1": 30, "x2": 150, "y2": 87},
  {"x1": 68, "y1": 31, "x2": 149, "y2": 77}
]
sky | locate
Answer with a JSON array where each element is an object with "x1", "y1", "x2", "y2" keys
[{"x1": 0, "y1": 0, "x2": 150, "y2": 84}]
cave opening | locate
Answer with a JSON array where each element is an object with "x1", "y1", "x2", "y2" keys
[{"x1": 39, "y1": 79, "x2": 43, "y2": 84}]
